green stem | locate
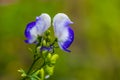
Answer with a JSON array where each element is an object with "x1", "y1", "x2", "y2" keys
[
  {"x1": 27, "y1": 57, "x2": 40, "y2": 74},
  {"x1": 22, "y1": 57, "x2": 40, "y2": 80},
  {"x1": 32, "y1": 59, "x2": 46, "y2": 74}
]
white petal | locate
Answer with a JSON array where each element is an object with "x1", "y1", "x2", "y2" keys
[
  {"x1": 36, "y1": 13, "x2": 51, "y2": 35},
  {"x1": 53, "y1": 13, "x2": 74, "y2": 52},
  {"x1": 53, "y1": 13, "x2": 73, "y2": 41}
]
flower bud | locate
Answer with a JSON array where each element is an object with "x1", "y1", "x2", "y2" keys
[
  {"x1": 51, "y1": 54, "x2": 59, "y2": 64},
  {"x1": 46, "y1": 42, "x2": 50, "y2": 47},
  {"x1": 46, "y1": 53, "x2": 52, "y2": 61},
  {"x1": 42, "y1": 40, "x2": 47, "y2": 46},
  {"x1": 42, "y1": 50, "x2": 48, "y2": 58},
  {"x1": 36, "y1": 46, "x2": 41, "y2": 53},
  {"x1": 45, "y1": 65, "x2": 54, "y2": 75},
  {"x1": 45, "y1": 30, "x2": 51, "y2": 36},
  {"x1": 46, "y1": 35, "x2": 51, "y2": 42},
  {"x1": 18, "y1": 68, "x2": 27, "y2": 77}
]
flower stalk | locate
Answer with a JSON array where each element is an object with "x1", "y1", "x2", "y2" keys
[{"x1": 19, "y1": 13, "x2": 74, "y2": 80}]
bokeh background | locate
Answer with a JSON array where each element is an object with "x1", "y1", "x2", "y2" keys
[{"x1": 0, "y1": 0, "x2": 120, "y2": 80}]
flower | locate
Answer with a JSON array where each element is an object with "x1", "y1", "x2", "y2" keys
[
  {"x1": 24, "y1": 13, "x2": 51, "y2": 44},
  {"x1": 53, "y1": 13, "x2": 74, "y2": 52}
]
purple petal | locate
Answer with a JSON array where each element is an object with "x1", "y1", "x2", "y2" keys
[
  {"x1": 58, "y1": 27, "x2": 74, "y2": 52},
  {"x1": 64, "y1": 20, "x2": 73, "y2": 27},
  {"x1": 24, "y1": 22, "x2": 37, "y2": 44},
  {"x1": 24, "y1": 13, "x2": 51, "y2": 44},
  {"x1": 40, "y1": 46, "x2": 52, "y2": 51},
  {"x1": 24, "y1": 22, "x2": 36, "y2": 38}
]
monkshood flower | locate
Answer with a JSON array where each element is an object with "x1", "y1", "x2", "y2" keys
[
  {"x1": 53, "y1": 13, "x2": 74, "y2": 52},
  {"x1": 24, "y1": 13, "x2": 51, "y2": 44},
  {"x1": 19, "y1": 13, "x2": 74, "y2": 80}
]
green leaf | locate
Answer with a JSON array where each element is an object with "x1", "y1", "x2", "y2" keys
[
  {"x1": 39, "y1": 68, "x2": 45, "y2": 80},
  {"x1": 32, "y1": 68, "x2": 45, "y2": 80}
]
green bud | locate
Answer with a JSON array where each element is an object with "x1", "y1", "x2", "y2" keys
[
  {"x1": 46, "y1": 42, "x2": 50, "y2": 47},
  {"x1": 47, "y1": 35, "x2": 51, "y2": 42},
  {"x1": 45, "y1": 65, "x2": 54, "y2": 75},
  {"x1": 45, "y1": 30, "x2": 51, "y2": 36},
  {"x1": 18, "y1": 68, "x2": 27, "y2": 77},
  {"x1": 46, "y1": 53, "x2": 52, "y2": 61},
  {"x1": 42, "y1": 50, "x2": 48, "y2": 58},
  {"x1": 51, "y1": 54, "x2": 59, "y2": 64},
  {"x1": 21, "y1": 73, "x2": 27, "y2": 77},
  {"x1": 42, "y1": 40, "x2": 46, "y2": 46},
  {"x1": 36, "y1": 46, "x2": 41, "y2": 54}
]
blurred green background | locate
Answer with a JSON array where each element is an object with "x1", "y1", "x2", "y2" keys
[{"x1": 0, "y1": 0, "x2": 120, "y2": 80}]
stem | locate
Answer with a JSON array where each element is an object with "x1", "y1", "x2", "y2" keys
[
  {"x1": 27, "y1": 57, "x2": 40, "y2": 74},
  {"x1": 22, "y1": 57, "x2": 40, "y2": 80},
  {"x1": 32, "y1": 59, "x2": 46, "y2": 74}
]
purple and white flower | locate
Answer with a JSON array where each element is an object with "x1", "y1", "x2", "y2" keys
[
  {"x1": 24, "y1": 13, "x2": 51, "y2": 44},
  {"x1": 53, "y1": 13, "x2": 74, "y2": 52}
]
